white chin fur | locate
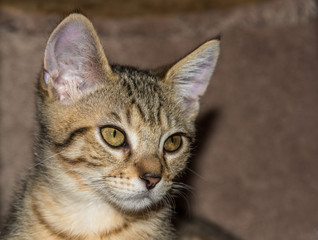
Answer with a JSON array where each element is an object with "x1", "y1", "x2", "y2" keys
[
  {"x1": 116, "y1": 196, "x2": 154, "y2": 211},
  {"x1": 105, "y1": 179, "x2": 166, "y2": 212}
]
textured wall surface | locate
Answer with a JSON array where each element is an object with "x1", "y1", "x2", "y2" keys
[{"x1": 1, "y1": 0, "x2": 317, "y2": 239}]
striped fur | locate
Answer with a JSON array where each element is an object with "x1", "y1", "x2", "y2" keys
[{"x1": 1, "y1": 14, "x2": 220, "y2": 240}]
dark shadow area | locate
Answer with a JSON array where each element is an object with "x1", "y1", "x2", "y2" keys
[
  {"x1": 173, "y1": 109, "x2": 242, "y2": 239},
  {"x1": 175, "y1": 215, "x2": 242, "y2": 240},
  {"x1": 175, "y1": 109, "x2": 221, "y2": 212}
]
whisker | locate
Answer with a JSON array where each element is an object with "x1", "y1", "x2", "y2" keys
[
  {"x1": 185, "y1": 167, "x2": 207, "y2": 182},
  {"x1": 170, "y1": 182, "x2": 193, "y2": 212},
  {"x1": 28, "y1": 150, "x2": 66, "y2": 171}
]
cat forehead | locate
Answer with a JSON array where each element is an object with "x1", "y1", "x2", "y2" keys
[
  {"x1": 66, "y1": 67, "x2": 166, "y2": 119},
  {"x1": 112, "y1": 65, "x2": 162, "y2": 94},
  {"x1": 106, "y1": 66, "x2": 169, "y2": 113},
  {"x1": 96, "y1": 83, "x2": 175, "y2": 127}
]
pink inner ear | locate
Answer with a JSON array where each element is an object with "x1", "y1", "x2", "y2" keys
[
  {"x1": 43, "y1": 17, "x2": 103, "y2": 104},
  {"x1": 56, "y1": 23, "x2": 84, "y2": 53},
  {"x1": 44, "y1": 70, "x2": 50, "y2": 86},
  {"x1": 190, "y1": 67, "x2": 211, "y2": 97}
]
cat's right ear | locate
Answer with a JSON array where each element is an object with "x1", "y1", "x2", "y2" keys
[{"x1": 43, "y1": 14, "x2": 111, "y2": 104}]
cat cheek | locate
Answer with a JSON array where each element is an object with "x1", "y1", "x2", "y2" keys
[
  {"x1": 167, "y1": 157, "x2": 188, "y2": 177},
  {"x1": 107, "y1": 151, "x2": 127, "y2": 163}
]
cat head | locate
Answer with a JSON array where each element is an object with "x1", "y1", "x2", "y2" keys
[{"x1": 37, "y1": 14, "x2": 220, "y2": 212}]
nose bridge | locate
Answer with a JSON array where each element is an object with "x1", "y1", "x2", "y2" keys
[
  {"x1": 135, "y1": 154, "x2": 162, "y2": 176},
  {"x1": 131, "y1": 122, "x2": 162, "y2": 176}
]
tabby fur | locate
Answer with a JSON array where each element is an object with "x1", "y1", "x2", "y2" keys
[{"x1": 0, "y1": 14, "x2": 220, "y2": 240}]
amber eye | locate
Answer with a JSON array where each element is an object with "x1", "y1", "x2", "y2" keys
[
  {"x1": 101, "y1": 127, "x2": 125, "y2": 147},
  {"x1": 164, "y1": 135, "x2": 182, "y2": 152}
]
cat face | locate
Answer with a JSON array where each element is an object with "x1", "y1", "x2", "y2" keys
[{"x1": 37, "y1": 14, "x2": 219, "y2": 212}]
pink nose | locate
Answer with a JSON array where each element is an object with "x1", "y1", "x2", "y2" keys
[{"x1": 140, "y1": 173, "x2": 161, "y2": 190}]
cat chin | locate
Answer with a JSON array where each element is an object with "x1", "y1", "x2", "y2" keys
[
  {"x1": 115, "y1": 197, "x2": 155, "y2": 212},
  {"x1": 103, "y1": 189, "x2": 165, "y2": 213}
]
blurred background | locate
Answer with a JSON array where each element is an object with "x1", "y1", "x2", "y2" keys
[
  {"x1": 1, "y1": 0, "x2": 269, "y2": 17},
  {"x1": 0, "y1": 0, "x2": 318, "y2": 239}
]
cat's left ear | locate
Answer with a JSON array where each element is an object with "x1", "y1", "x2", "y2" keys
[
  {"x1": 43, "y1": 14, "x2": 111, "y2": 104},
  {"x1": 164, "y1": 39, "x2": 220, "y2": 120}
]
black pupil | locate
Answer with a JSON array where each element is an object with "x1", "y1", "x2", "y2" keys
[
  {"x1": 113, "y1": 130, "x2": 117, "y2": 138},
  {"x1": 171, "y1": 137, "x2": 174, "y2": 143}
]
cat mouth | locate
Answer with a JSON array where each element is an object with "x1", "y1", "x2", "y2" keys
[
  {"x1": 126, "y1": 191, "x2": 152, "y2": 201},
  {"x1": 114, "y1": 194, "x2": 154, "y2": 211},
  {"x1": 105, "y1": 189, "x2": 161, "y2": 211},
  {"x1": 119, "y1": 189, "x2": 155, "y2": 203}
]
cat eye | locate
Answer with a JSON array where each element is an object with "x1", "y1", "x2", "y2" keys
[
  {"x1": 101, "y1": 127, "x2": 125, "y2": 148},
  {"x1": 164, "y1": 135, "x2": 182, "y2": 153}
]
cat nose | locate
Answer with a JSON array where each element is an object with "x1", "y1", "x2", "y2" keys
[{"x1": 140, "y1": 173, "x2": 161, "y2": 190}]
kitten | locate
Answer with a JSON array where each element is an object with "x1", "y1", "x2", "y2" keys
[{"x1": 0, "y1": 14, "x2": 220, "y2": 240}]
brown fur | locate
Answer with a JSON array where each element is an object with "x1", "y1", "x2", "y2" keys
[{"x1": 0, "y1": 14, "x2": 219, "y2": 240}]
